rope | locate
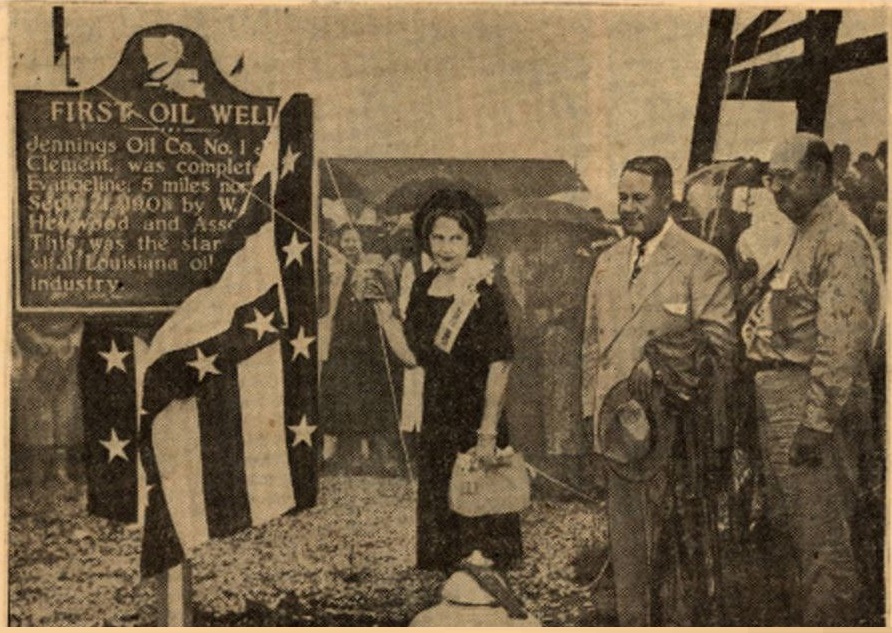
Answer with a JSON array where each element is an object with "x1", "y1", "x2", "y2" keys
[
  {"x1": 376, "y1": 322, "x2": 415, "y2": 484},
  {"x1": 524, "y1": 462, "x2": 604, "y2": 505}
]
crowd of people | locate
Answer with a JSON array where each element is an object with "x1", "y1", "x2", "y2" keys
[{"x1": 317, "y1": 132, "x2": 886, "y2": 626}]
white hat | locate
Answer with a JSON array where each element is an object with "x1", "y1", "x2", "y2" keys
[{"x1": 441, "y1": 571, "x2": 497, "y2": 606}]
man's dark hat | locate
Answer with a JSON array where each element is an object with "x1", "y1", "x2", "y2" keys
[{"x1": 598, "y1": 379, "x2": 675, "y2": 482}]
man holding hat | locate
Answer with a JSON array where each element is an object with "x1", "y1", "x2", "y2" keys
[
  {"x1": 742, "y1": 133, "x2": 882, "y2": 625},
  {"x1": 581, "y1": 155, "x2": 735, "y2": 625}
]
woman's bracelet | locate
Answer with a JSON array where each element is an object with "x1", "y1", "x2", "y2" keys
[{"x1": 476, "y1": 429, "x2": 497, "y2": 438}]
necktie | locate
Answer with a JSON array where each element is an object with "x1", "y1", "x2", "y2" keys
[{"x1": 630, "y1": 241, "x2": 647, "y2": 284}]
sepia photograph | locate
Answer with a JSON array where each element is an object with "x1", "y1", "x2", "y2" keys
[{"x1": 5, "y1": 1, "x2": 889, "y2": 626}]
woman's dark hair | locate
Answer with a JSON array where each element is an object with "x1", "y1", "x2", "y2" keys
[{"x1": 414, "y1": 189, "x2": 487, "y2": 257}]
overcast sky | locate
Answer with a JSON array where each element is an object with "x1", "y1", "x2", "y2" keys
[{"x1": 8, "y1": 3, "x2": 889, "y2": 204}]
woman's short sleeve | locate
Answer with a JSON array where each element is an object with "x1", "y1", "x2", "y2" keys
[
  {"x1": 476, "y1": 283, "x2": 514, "y2": 364},
  {"x1": 404, "y1": 276, "x2": 432, "y2": 366}
]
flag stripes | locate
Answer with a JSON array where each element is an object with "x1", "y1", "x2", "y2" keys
[
  {"x1": 196, "y1": 369, "x2": 253, "y2": 538},
  {"x1": 238, "y1": 343, "x2": 294, "y2": 525}
]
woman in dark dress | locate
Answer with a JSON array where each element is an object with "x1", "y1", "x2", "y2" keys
[
  {"x1": 319, "y1": 225, "x2": 400, "y2": 473},
  {"x1": 373, "y1": 190, "x2": 523, "y2": 571}
]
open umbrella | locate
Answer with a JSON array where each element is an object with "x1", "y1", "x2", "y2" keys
[
  {"x1": 319, "y1": 159, "x2": 368, "y2": 201},
  {"x1": 549, "y1": 186, "x2": 617, "y2": 221},
  {"x1": 378, "y1": 176, "x2": 500, "y2": 216},
  {"x1": 488, "y1": 197, "x2": 610, "y2": 227}
]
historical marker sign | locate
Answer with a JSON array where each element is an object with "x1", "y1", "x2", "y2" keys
[{"x1": 16, "y1": 25, "x2": 288, "y2": 311}]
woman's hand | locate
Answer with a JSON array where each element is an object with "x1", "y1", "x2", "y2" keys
[
  {"x1": 358, "y1": 266, "x2": 398, "y2": 302},
  {"x1": 473, "y1": 430, "x2": 497, "y2": 467}
]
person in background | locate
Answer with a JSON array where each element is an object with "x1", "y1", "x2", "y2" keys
[
  {"x1": 394, "y1": 216, "x2": 433, "y2": 459},
  {"x1": 12, "y1": 315, "x2": 84, "y2": 487},
  {"x1": 318, "y1": 224, "x2": 402, "y2": 476},
  {"x1": 581, "y1": 156, "x2": 735, "y2": 625},
  {"x1": 372, "y1": 189, "x2": 523, "y2": 572},
  {"x1": 743, "y1": 133, "x2": 882, "y2": 625}
]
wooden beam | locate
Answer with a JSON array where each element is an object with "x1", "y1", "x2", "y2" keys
[
  {"x1": 725, "y1": 56, "x2": 803, "y2": 101},
  {"x1": 730, "y1": 10, "x2": 785, "y2": 65},
  {"x1": 725, "y1": 22, "x2": 884, "y2": 104},
  {"x1": 688, "y1": 9, "x2": 737, "y2": 173},
  {"x1": 796, "y1": 10, "x2": 841, "y2": 134},
  {"x1": 832, "y1": 33, "x2": 888, "y2": 74},
  {"x1": 755, "y1": 21, "x2": 808, "y2": 59}
]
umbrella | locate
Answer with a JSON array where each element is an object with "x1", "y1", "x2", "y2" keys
[
  {"x1": 378, "y1": 176, "x2": 500, "y2": 216},
  {"x1": 549, "y1": 188, "x2": 617, "y2": 220},
  {"x1": 319, "y1": 159, "x2": 368, "y2": 201},
  {"x1": 320, "y1": 197, "x2": 381, "y2": 233},
  {"x1": 487, "y1": 198, "x2": 611, "y2": 228}
]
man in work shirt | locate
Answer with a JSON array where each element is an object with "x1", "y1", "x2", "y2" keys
[{"x1": 743, "y1": 133, "x2": 882, "y2": 625}]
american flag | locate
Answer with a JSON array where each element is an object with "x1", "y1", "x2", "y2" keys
[{"x1": 80, "y1": 95, "x2": 318, "y2": 577}]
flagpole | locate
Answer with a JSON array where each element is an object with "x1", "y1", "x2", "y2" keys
[{"x1": 158, "y1": 561, "x2": 193, "y2": 626}]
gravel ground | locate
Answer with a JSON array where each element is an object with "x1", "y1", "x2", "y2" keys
[
  {"x1": 9, "y1": 473, "x2": 611, "y2": 626},
  {"x1": 9, "y1": 471, "x2": 883, "y2": 626}
]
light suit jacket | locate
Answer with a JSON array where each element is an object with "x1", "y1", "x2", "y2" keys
[{"x1": 582, "y1": 221, "x2": 736, "y2": 453}]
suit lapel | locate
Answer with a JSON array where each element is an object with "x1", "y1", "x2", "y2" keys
[
  {"x1": 598, "y1": 227, "x2": 683, "y2": 359},
  {"x1": 630, "y1": 234, "x2": 680, "y2": 302}
]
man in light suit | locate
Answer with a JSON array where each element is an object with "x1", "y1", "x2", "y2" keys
[{"x1": 581, "y1": 156, "x2": 735, "y2": 625}]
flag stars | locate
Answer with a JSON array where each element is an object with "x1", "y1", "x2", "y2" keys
[
  {"x1": 289, "y1": 327, "x2": 316, "y2": 361},
  {"x1": 188, "y1": 348, "x2": 221, "y2": 382},
  {"x1": 139, "y1": 483, "x2": 155, "y2": 510},
  {"x1": 99, "y1": 339, "x2": 130, "y2": 374},
  {"x1": 100, "y1": 428, "x2": 131, "y2": 463},
  {"x1": 280, "y1": 144, "x2": 301, "y2": 177},
  {"x1": 244, "y1": 308, "x2": 278, "y2": 341},
  {"x1": 288, "y1": 415, "x2": 317, "y2": 447},
  {"x1": 281, "y1": 232, "x2": 308, "y2": 267}
]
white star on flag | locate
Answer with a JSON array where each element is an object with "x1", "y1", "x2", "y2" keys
[
  {"x1": 280, "y1": 144, "x2": 301, "y2": 177},
  {"x1": 244, "y1": 308, "x2": 278, "y2": 341},
  {"x1": 139, "y1": 483, "x2": 155, "y2": 510},
  {"x1": 99, "y1": 339, "x2": 130, "y2": 374},
  {"x1": 288, "y1": 415, "x2": 317, "y2": 447},
  {"x1": 289, "y1": 327, "x2": 316, "y2": 361},
  {"x1": 281, "y1": 232, "x2": 308, "y2": 267},
  {"x1": 100, "y1": 428, "x2": 130, "y2": 463},
  {"x1": 188, "y1": 348, "x2": 221, "y2": 382}
]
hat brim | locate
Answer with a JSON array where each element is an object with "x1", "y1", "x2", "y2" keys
[{"x1": 598, "y1": 379, "x2": 675, "y2": 482}]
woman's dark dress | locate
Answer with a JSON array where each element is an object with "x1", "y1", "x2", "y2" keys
[
  {"x1": 404, "y1": 269, "x2": 523, "y2": 571},
  {"x1": 320, "y1": 268, "x2": 397, "y2": 436}
]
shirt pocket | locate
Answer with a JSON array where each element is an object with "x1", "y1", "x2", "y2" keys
[
  {"x1": 662, "y1": 302, "x2": 689, "y2": 317},
  {"x1": 769, "y1": 272, "x2": 811, "y2": 331}
]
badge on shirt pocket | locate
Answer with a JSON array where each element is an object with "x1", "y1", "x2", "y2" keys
[
  {"x1": 662, "y1": 302, "x2": 689, "y2": 317},
  {"x1": 769, "y1": 270, "x2": 790, "y2": 290}
]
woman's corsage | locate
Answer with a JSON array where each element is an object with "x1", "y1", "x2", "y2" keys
[{"x1": 434, "y1": 257, "x2": 496, "y2": 353}]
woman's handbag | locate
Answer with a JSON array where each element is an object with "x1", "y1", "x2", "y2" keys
[{"x1": 449, "y1": 447, "x2": 531, "y2": 517}]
